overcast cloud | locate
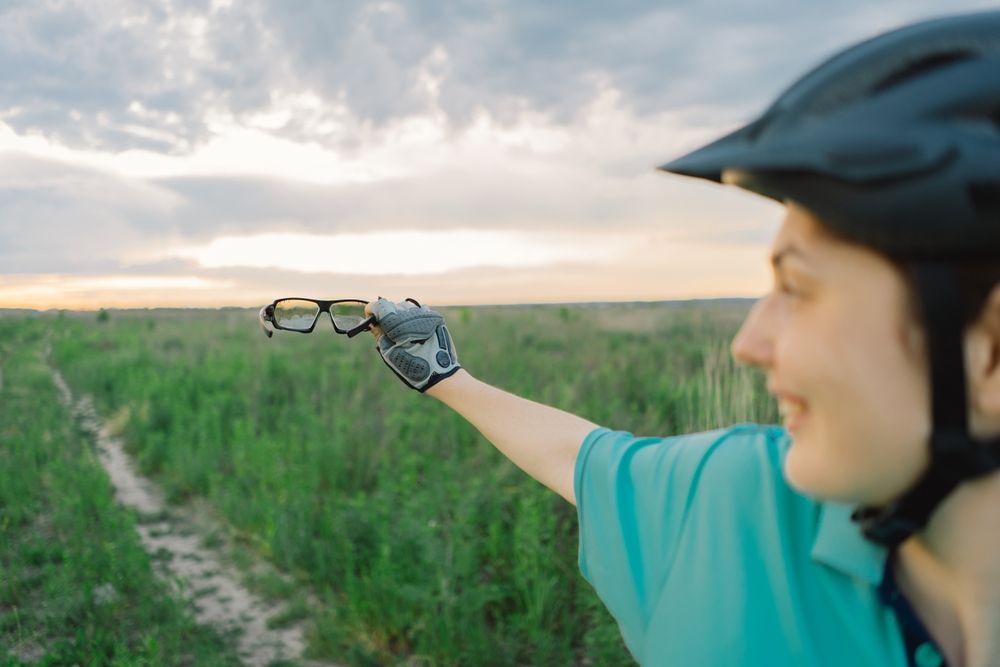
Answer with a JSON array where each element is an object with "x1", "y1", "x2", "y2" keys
[{"x1": 1, "y1": 0, "x2": 995, "y2": 307}]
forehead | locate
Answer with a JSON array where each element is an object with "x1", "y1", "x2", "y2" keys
[
  {"x1": 773, "y1": 202, "x2": 835, "y2": 252},
  {"x1": 770, "y1": 202, "x2": 880, "y2": 274},
  {"x1": 771, "y1": 203, "x2": 910, "y2": 304}
]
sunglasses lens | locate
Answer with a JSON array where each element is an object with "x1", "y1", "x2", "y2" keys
[
  {"x1": 274, "y1": 299, "x2": 320, "y2": 331},
  {"x1": 330, "y1": 302, "x2": 367, "y2": 332}
]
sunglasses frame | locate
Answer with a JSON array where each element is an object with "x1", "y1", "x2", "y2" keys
[{"x1": 258, "y1": 297, "x2": 376, "y2": 339}]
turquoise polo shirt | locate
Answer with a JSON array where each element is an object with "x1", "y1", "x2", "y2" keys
[{"x1": 574, "y1": 424, "x2": 945, "y2": 666}]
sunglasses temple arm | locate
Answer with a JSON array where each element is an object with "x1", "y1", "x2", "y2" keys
[
  {"x1": 346, "y1": 315, "x2": 377, "y2": 338},
  {"x1": 258, "y1": 306, "x2": 275, "y2": 338}
]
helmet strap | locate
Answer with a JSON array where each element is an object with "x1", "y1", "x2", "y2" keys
[{"x1": 852, "y1": 262, "x2": 1000, "y2": 546}]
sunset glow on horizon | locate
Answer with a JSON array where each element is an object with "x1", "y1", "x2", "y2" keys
[
  {"x1": 170, "y1": 229, "x2": 634, "y2": 276},
  {"x1": 0, "y1": 233, "x2": 772, "y2": 310}
]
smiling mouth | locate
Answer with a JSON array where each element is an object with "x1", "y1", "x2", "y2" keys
[
  {"x1": 769, "y1": 382, "x2": 808, "y2": 429},
  {"x1": 777, "y1": 397, "x2": 805, "y2": 415},
  {"x1": 777, "y1": 397, "x2": 807, "y2": 430}
]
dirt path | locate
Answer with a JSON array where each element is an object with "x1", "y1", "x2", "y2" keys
[{"x1": 50, "y1": 366, "x2": 338, "y2": 667}]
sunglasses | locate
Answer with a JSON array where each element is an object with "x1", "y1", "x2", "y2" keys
[{"x1": 258, "y1": 298, "x2": 376, "y2": 339}]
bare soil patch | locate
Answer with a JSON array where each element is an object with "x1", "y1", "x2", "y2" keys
[{"x1": 50, "y1": 367, "x2": 340, "y2": 667}]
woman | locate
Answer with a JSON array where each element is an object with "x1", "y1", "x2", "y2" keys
[{"x1": 366, "y1": 10, "x2": 1000, "y2": 666}]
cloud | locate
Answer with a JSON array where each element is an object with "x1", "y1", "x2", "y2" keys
[
  {"x1": 169, "y1": 229, "x2": 634, "y2": 275},
  {"x1": 0, "y1": 154, "x2": 184, "y2": 273},
  {"x1": 2, "y1": 0, "x2": 995, "y2": 155},
  {"x1": 1, "y1": 1, "x2": 996, "y2": 308},
  {"x1": 0, "y1": 85, "x2": 782, "y2": 286}
]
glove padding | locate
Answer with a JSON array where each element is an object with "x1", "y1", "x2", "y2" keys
[{"x1": 371, "y1": 298, "x2": 461, "y2": 392}]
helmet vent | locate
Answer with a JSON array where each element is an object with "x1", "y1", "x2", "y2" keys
[
  {"x1": 870, "y1": 50, "x2": 976, "y2": 95},
  {"x1": 800, "y1": 35, "x2": 1000, "y2": 115}
]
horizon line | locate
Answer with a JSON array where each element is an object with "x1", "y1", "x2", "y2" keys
[{"x1": 0, "y1": 296, "x2": 758, "y2": 314}]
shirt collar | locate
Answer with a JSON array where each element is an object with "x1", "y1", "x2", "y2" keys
[{"x1": 810, "y1": 501, "x2": 889, "y2": 587}]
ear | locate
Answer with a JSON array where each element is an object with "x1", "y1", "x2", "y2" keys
[{"x1": 966, "y1": 284, "x2": 1000, "y2": 417}]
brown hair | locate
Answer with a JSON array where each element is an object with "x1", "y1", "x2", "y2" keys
[
  {"x1": 806, "y1": 206, "x2": 999, "y2": 327},
  {"x1": 957, "y1": 262, "x2": 1000, "y2": 327},
  {"x1": 896, "y1": 260, "x2": 1000, "y2": 328}
]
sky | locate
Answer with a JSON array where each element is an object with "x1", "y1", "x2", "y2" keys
[{"x1": 1, "y1": 0, "x2": 995, "y2": 309}]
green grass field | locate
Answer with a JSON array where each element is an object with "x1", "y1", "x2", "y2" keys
[
  {"x1": 0, "y1": 317, "x2": 241, "y2": 666},
  {"x1": 2, "y1": 301, "x2": 776, "y2": 665}
]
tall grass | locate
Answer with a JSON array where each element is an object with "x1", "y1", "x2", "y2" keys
[
  {"x1": 0, "y1": 316, "x2": 239, "y2": 666},
  {"x1": 42, "y1": 300, "x2": 775, "y2": 665}
]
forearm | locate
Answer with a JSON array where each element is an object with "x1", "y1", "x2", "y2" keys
[{"x1": 427, "y1": 369, "x2": 597, "y2": 505}]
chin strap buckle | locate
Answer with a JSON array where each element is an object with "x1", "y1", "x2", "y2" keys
[{"x1": 851, "y1": 504, "x2": 921, "y2": 547}]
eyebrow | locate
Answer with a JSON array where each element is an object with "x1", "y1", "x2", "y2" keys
[{"x1": 770, "y1": 244, "x2": 810, "y2": 270}]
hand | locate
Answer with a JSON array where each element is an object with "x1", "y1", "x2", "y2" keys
[{"x1": 365, "y1": 298, "x2": 461, "y2": 392}]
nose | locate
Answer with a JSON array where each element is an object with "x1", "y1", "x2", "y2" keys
[{"x1": 731, "y1": 295, "x2": 776, "y2": 369}]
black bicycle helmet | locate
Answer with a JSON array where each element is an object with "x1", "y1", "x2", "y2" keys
[{"x1": 660, "y1": 10, "x2": 1000, "y2": 547}]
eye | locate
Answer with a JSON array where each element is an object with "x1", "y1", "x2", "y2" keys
[
  {"x1": 773, "y1": 273, "x2": 789, "y2": 292},
  {"x1": 775, "y1": 277, "x2": 801, "y2": 298}
]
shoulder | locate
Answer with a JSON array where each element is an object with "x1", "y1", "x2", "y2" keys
[
  {"x1": 578, "y1": 422, "x2": 789, "y2": 460},
  {"x1": 574, "y1": 424, "x2": 817, "y2": 657},
  {"x1": 575, "y1": 423, "x2": 792, "y2": 510},
  {"x1": 574, "y1": 423, "x2": 805, "y2": 564}
]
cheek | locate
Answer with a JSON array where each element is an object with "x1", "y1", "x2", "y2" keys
[
  {"x1": 779, "y1": 352, "x2": 877, "y2": 502},
  {"x1": 778, "y1": 301, "x2": 932, "y2": 503},
  {"x1": 845, "y1": 321, "x2": 931, "y2": 502},
  {"x1": 842, "y1": 306, "x2": 930, "y2": 440}
]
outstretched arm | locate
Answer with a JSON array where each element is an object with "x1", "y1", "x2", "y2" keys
[
  {"x1": 427, "y1": 370, "x2": 598, "y2": 505},
  {"x1": 366, "y1": 298, "x2": 597, "y2": 505}
]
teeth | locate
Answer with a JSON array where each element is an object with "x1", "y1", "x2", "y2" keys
[{"x1": 778, "y1": 400, "x2": 805, "y2": 417}]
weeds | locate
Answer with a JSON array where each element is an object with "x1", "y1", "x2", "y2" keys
[
  {"x1": 9, "y1": 300, "x2": 773, "y2": 666},
  {"x1": 0, "y1": 319, "x2": 240, "y2": 665}
]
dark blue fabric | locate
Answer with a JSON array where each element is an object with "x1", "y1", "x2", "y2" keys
[{"x1": 878, "y1": 553, "x2": 947, "y2": 667}]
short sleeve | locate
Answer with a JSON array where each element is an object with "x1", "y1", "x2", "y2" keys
[{"x1": 574, "y1": 425, "x2": 787, "y2": 656}]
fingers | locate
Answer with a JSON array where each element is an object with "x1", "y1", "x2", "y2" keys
[
  {"x1": 365, "y1": 297, "x2": 428, "y2": 340},
  {"x1": 365, "y1": 299, "x2": 384, "y2": 339}
]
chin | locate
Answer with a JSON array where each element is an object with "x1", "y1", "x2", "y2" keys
[{"x1": 781, "y1": 442, "x2": 851, "y2": 502}]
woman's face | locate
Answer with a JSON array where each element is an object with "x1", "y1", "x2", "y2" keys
[{"x1": 731, "y1": 202, "x2": 931, "y2": 505}]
